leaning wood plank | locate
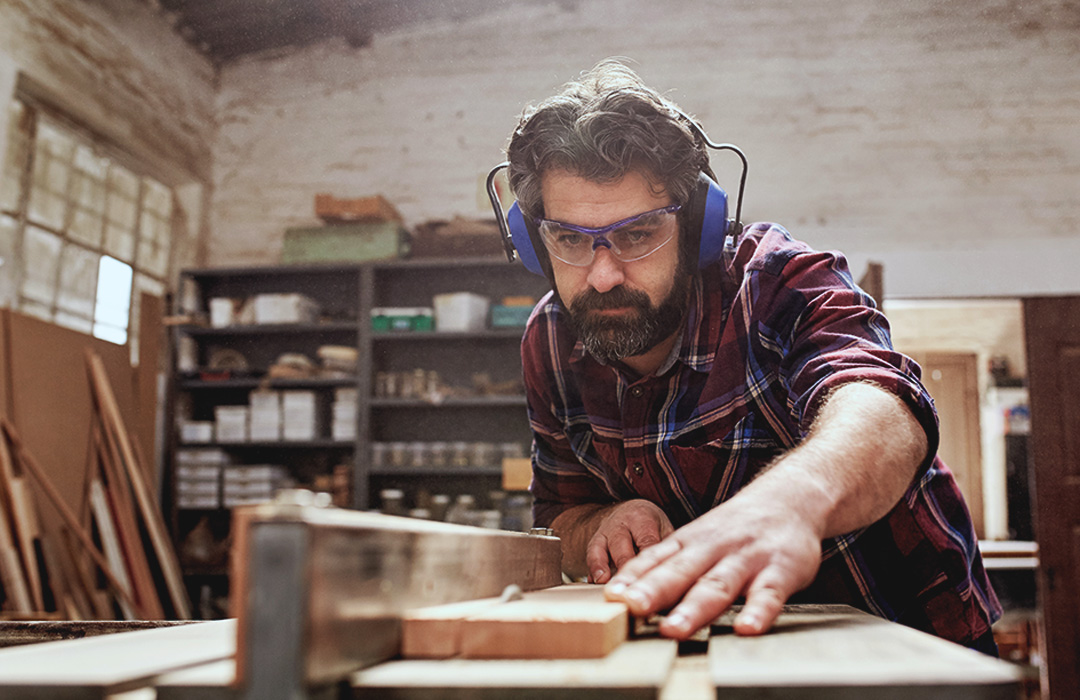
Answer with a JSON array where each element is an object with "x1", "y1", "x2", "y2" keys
[
  {"x1": 89, "y1": 480, "x2": 137, "y2": 620},
  {"x1": 352, "y1": 637, "x2": 677, "y2": 700},
  {"x1": 402, "y1": 583, "x2": 628, "y2": 659},
  {"x1": 0, "y1": 618, "x2": 235, "y2": 697},
  {"x1": 86, "y1": 351, "x2": 191, "y2": 619},
  {"x1": 708, "y1": 605, "x2": 1021, "y2": 700},
  {"x1": 0, "y1": 495, "x2": 33, "y2": 613},
  {"x1": 96, "y1": 422, "x2": 165, "y2": 619},
  {"x1": 0, "y1": 432, "x2": 45, "y2": 612},
  {"x1": 2, "y1": 420, "x2": 143, "y2": 618}
]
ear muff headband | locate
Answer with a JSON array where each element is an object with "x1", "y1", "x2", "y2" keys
[{"x1": 485, "y1": 129, "x2": 746, "y2": 277}]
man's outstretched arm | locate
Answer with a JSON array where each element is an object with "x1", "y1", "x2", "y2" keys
[{"x1": 603, "y1": 381, "x2": 927, "y2": 639}]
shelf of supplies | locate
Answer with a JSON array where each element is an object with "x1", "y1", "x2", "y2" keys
[
  {"x1": 178, "y1": 321, "x2": 360, "y2": 336},
  {"x1": 369, "y1": 467, "x2": 504, "y2": 477},
  {"x1": 179, "y1": 440, "x2": 354, "y2": 450},
  {"x1": 371, "y1": 329, "x2": 525, "y2": 342},
  {"x1": 179, "y1": 376, "x2": 358, "y2": 390},
  {"x1": 370, "y1": 396, "x2": 527, "y2": 408}
]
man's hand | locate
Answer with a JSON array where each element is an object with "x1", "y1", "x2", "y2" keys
[
  {"x1": 549, "y1": 499, "x2": 675, "y2": 582},
  {"x1": 603, "y1": 485, "x2": 823, "y2": 639},
  {"x1": 602, "y1": 382, "x2": 927, "y2": 640},
  {"x1": 584, "y1": 500, "x2": 675, "y2": 584}
]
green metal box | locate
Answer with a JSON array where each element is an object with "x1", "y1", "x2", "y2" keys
[{"x1": 282, "y1": 222, "x2": 410, "y2": 264}]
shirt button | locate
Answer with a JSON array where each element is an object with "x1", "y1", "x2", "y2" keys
[
  {"x1": 632, "y1": 463, "x2": 644, "y2": 476},
  {"x1": 630, "y1": 386, "x2": 644, "y2": 398}
]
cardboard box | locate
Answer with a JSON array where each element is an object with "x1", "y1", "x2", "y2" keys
[
  {"x1": 315, "y1": 193, "x2": 402, "y2": 223},
  {"x1": 283, "y1": 222, "x2": 410, "y2": 264},
  {"x1": 253, "y1": 293, "x2": 320, "y2": 325}
]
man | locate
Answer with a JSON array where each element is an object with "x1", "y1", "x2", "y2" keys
[{"x1": 503, "y1": 60, "x2": 1001, "y2": 652}]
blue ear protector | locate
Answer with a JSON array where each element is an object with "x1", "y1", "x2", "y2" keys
[{"x1": 486, "y1": 121, "x2": 747, "y2": 277}]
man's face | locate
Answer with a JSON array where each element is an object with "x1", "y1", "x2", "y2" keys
[{"x1": 540, "y1": 169, "x2": 691, "y2": 364}]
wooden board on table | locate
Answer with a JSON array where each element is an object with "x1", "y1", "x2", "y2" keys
[
  {"x1": 707, "y1": 605, "x2": 1021, "y2": 700},
  {"x1": 0, "y1": 619, "x2": 235, "y2": 697},
  {"x1": 352, "y1": 637, "x2": 677, "y2": 700},
  {"x1": 402, "y1": 583, "x2": 627, "y2": 659}
]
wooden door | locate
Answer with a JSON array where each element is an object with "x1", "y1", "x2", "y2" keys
[
  {"x1": 909, "y1": 351, "x2": 984, "y2": 537},
  {"x1": 1023, "y1": 296, "x2": 1080, "y2": 699}
]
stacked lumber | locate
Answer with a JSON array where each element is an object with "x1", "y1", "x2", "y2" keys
[{"x1": 0, "y1": 351, "x2": 190, "y2": 620}]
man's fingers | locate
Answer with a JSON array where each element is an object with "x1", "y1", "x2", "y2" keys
[
  {"x1": 606, "y1": 536, "x2": 681, "y2": 588},
  {"x1": 734, "y1": 569, "x2": 792, "y2": 636},
  {"x1": 609, "y1": 543, "x2": 715, "y2": 616},
  {"x1": 657, "y1": 557, "x2": 751, "y2": 638},
  {"x1": 607, "y1": 528, "x2": 639, "y2": 572},
  {"x1": 585, "y1": 534, "x2": 612, "y2": 583}
]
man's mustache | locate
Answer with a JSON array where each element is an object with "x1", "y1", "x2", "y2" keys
[{"x1": 571, "y1": 286, "x2": 651, "y2": 312}]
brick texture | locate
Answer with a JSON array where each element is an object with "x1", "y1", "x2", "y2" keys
[{"x1": 209, "y1": 0, "x2": 1080, "y2": 297}]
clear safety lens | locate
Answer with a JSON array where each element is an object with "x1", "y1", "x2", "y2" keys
[{"x1": 536, "y1": 205, "x2": 681, "y2": 267}]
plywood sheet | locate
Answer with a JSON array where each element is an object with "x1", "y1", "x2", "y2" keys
[
  {"x1": 708, "y1": 605, "x2": 1020, "y2": 700},
  {"x1": 3, "y1": 311, "x2": 136, "y2": 542}
]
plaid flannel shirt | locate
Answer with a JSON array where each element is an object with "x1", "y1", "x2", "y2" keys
[{"x1": 522, "y1": 222, "x2": 1001, "y2": 648}]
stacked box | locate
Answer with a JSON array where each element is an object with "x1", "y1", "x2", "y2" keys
[
  {"x1": 332, "y1": 387, "x2": 358, "y2": 441},
  {"x1": 179, "y1": 420, "x2": 214, "y2": 443},
  {"x1": 282, "y1": 390, "x2": 320, "y2": 441},
  {"x1": 222, "y1": 464, "x2": 289, "y2": 507},
  {"x1": 214, "y1": 405, "x2": 249, "y2": 443},
  {"x1": 175, "y1": 449, "x2": 228, "y2": 509},
  {"x1": 249, "y1": 390, "x2": 282, "y2": 441},
  {"x1": 252, "y1": 293, "x2": 320, "y2": 325}
]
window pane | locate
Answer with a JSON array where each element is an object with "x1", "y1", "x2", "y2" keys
[
  {"x1": 93, "y1": 255, "x2": 132, "y2": 345},
  {"x1": 56, "y1": 242, "x2": 99, "y2": 320},
  {"x1": 20, "y1": 225, "x2": 62, "y2": 306},
  {"x1": 0, "y1": 100, "x2": 30, "y2": 213},
  {"x1": 68, "y1": 145, "x2": 108, "y2": 247},
  {"x1": 104, "y1": 165, "x2": 138, "y2": 262},
  {"x1": 27, "y1": 120, "x2": 75, "y2": 230},
  {"x1": 137, "y1": 210, "x2": 170, "y2": 278}
]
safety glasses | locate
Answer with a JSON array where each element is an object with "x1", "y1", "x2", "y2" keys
[{"x1": 535, "y1": 204, "x2": 681, "y2": 267}]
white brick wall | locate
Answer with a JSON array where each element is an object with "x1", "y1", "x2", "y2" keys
[{"x1": 211, "y1": 0, "x2": 1080, "y2": 297}]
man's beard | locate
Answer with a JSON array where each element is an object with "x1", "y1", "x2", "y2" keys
[{"x1": 566, "y1": 271, "x2": 691, "y2": 365}]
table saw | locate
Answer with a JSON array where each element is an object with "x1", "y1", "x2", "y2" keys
[{"x1": 0, "y1": 496, "x2": 1023, "y2": 699}]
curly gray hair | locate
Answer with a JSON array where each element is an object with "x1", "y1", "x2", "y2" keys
[{"x1": 506, "y1": 60, "x2": 710, "y2": 221}]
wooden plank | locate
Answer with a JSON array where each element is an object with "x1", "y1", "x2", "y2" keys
[
  {"x1": 0, "y1": 485, "x2": 33, "y2": 613},
  {"x1": 136, "y1": 291, "x2": 164, "y2": 493},
  {"x1": 96, "y1": 424, "x2": 165, "y2": 619},
  {"x1": 0, "y1": 618, "x2": 235, "y2": 697},
  {"x1": 7, "y1": 477, "x2": 46, "y2": 612},
  {"x1": 89, "y1": 480, "x2": 137, "y2": 621},
  {"x1": 86, "y1": 351, "x2": 190, "y2": 620},
  {"x1": 351, "y1": 638, "x2": 678, "y2": 700},
  {"x1": 707, "y1": 605, "x2": 1021, "y2": 699},
  {"x1": 402, "y1": 584, "x2": 628, "y2": 659},
  {"x1": 3, "y1": 421, "x2": 143, "y2": 618},
  {"x1": 154, "y1": 660, "x2": 237, "y2": 700}
]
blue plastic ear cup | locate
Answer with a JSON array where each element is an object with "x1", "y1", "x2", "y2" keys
[
  {"x1": 507, "y1": 202, "x2": 545, "y2": 275},
  {"x1": 694, "y1": 174, "x2": 730, "y2": 269}
]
